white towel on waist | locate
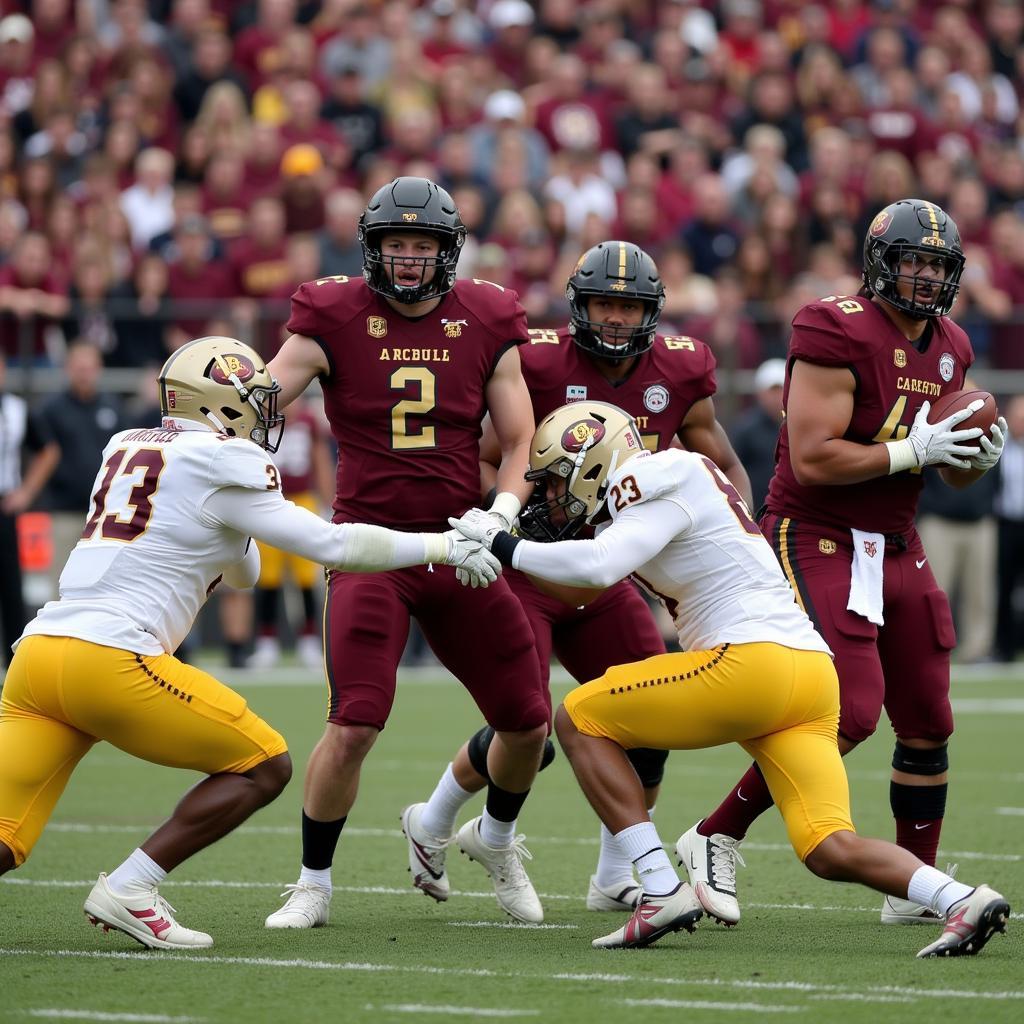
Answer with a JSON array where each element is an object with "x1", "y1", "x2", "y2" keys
[{"x1": 847, "y1": 529, "x2": 885, "y2": 626}]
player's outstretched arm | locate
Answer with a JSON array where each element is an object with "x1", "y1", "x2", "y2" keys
[
  {"x1": 267, "y1": 333, "x2": 331, "y2": 410},
  {"x1": 204, "y1": 486, "x2": 500, "y2": 588}
]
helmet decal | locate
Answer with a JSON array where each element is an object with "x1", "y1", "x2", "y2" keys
[
  {"x1": 210, "y1": 353, "x2": 257, "y2": 386},
  {"x1": 561, "y1": 418, "x2": 606, "y2": 452}
]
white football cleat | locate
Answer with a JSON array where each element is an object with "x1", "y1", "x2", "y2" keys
[
  {"x1": 916, "y1": 885, "x2": 1010, "y2": 958},
  {"x1": 586, "y1": 875, "x2": 642, "y2": 912},
  {"x1": 456, "y1": 817, "x2": 543, "y2": 924},
  {"x1": 676, "y1": 822, "x2": 744, "y2": 926},
  {"x1": 264, "y1": 882, "x2": 331, "y2": 929},
  {"x1": 401, "y1": 803, "x2": 451, "y2": 902},
  {"x1": 592, "y1": 882, "x2": 703, "y2": 949},
  {"x1": 883, "y1": 863, "x2": 957, "y2": 924},
  {"x1": 83, "y1": 873, "x2": 213, "y2": 950},
  {"x1": 881, "y1": 894, "x2": 943, "y2": 925}
]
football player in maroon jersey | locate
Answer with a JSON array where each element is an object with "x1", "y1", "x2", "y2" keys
[
  {"x1": 403, "y1": 241, "x2": 752, "y2": 913},
  {"x1": 678, "y1": 199, "x2": 1009, "y2": 929},
  {"x1": 261, "y1": 177, "x2": 551, "y2": 929}
]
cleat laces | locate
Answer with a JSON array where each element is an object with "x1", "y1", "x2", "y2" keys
[{"x1": 709, "y1": 837, "x2": 745, "y2": 892}]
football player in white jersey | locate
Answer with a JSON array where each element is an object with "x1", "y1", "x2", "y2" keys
[
  {"x1": 0, "y1": 336, "x2": 499, "y2": 951},
  {"x1": 451, "y1": 401, "x2": 1010, "y2": 960}
]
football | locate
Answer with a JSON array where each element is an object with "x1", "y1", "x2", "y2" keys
[{"x1": 927, "y1": 388, "x2": 998, "y2": 435}]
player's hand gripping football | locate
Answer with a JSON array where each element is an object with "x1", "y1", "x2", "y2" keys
[
  {"x1": 895, "y1": 400, "x2": 985, "y2": 471},
  {"x1": 968, "y1": 417, "x2": 1008, "y2": 472},
  {"x1": 441, "y1": 528, "x2": 502, "y2": 589}
]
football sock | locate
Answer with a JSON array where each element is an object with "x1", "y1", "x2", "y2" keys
[
  {"x1": 484, "y1": 780, "x2": 529, "y2": 827},
  {"x1": 301, "y1": 810, "x2": 346, "y2": 872},
  {"x1": 616, "y1": 822, "x2": 677, "y2": 896},
  {"x1": 256, "y1": 587, "x2": 279, "y2": 631},
  {"x1": 107, "y1": 848, "x2": 166, "y2": 894},
  {"x1": 300, "y1": 587, "x2": 316, "y2": 630},
  {"x1": 907, "y1": 865, "x2": 972, "y2": 917},
  {"x1": 480, "y1": 808, "x2": 516, "y2": 848},
  {"x1": 298, "y1": 865, "x2": 332, "y2": 892},
  {"x1": 700, "y1": 762, "x2": 774, "y2": 841},
  {"x1": 595, "y1": 823, "x2": 637, "y2": 888},
  {"x1": 421, "y1": 763, "x2": 473, "y2": 838},
  {"x1": 891, "y1": 782, "x2": 946, "y2": 866}
]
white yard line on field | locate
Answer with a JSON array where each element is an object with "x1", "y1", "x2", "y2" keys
[
  {"x1": 995, "y1": 807, "x2": 1024, "y2": 816},
  {"x1": 2, "y1": 949, "x2": 1021, "y2": 1007},
  {"x1": 622, "y1": 998, "x2": 804, "y2": 1013},
  {"x1": 446, "y1": 921, "x2": 578, "y2": 929},
  {"x1": 24, "y1": 1013, "x2": 203, "y2": 1023},
  {"x1": 368, "y1": 1005, "x2": 539, "y2": 1017}
]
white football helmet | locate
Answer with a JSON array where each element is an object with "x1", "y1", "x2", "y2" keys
[
  {"x1": 518, "y1": 401, "x2": 644, "y2": 540},
  {"x1": 158, "y1": 336, "x2": 284, "y2": 451}
]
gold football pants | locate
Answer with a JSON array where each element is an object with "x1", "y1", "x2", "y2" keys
[
  {"x1": 0, "y1": 635, "x2": 287, "y2": 866},
  {"x1": 563, "y1": 642, "x2": 853, "y2": 860}
]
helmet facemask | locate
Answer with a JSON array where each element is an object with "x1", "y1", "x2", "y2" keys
[
  {"x1": 866, "y1": 242, "x2": 964, "y2": 319},
  {"x1": 360, "y1": 226, "x2": 465, "y2": 304},
  {"x1": 159, "y1": 338, "x2": 286, "y2": 453},
  {"x1": 519, "y1": 403, "x2": 644, "y2": 541}
]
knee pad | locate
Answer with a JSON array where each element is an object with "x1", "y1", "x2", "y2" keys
[
  {"x1": 892, "y1": 740, "x2": 948, "y2": 777},
  {"x1": 626, "y1": 747, "x2": 668, "y2": 789},
  {"x1": 467, "y1": 725, "x2": 556, "y2": 781}
]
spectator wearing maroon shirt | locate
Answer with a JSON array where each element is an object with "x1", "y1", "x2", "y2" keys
[
  {"x1": 279, "y1": 79, "x2": 348, "y2": 171},
  {"x1": 865, "y1": 67, "x2": 936, "y2": 163},
  {"x1": 29, "y1": 0, "x2": 76, "y2": 64},
  {"x1": 230, "y1": 196, "x2": 291, "y2": 302},
  {"x1": 487, "y1": 0, "x2": 536, "y2": 88},
  {"x1": 0, "y1": 15, "x2": 36, "y2": 119},
  {"x1": 534, "y1": 54, "x2": 614, "y2": 156},
  {"x1": 166, "y1": 214, "x2": 234, "y2": 343},
  {"x1": 233, "y1": 0, "x2": 298, "y2": 92},
  {"x1": 0, "y1": 231, "x2": 69, "y2": 362},
  {"x1": 279, "y1": 144, "x2": 328, "y2": 234},
  {"x1": 420, "y1": 0, "x2": 472, "y2": 70},
  {"x1": 245, "y1": 121, "x2": 284, "y2": 199},
  {"x1": 201, "y1": 151, "x2": 253, "y2": 243}
]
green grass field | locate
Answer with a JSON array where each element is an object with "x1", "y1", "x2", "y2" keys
[{"x1": 1, "y1": 665, "x2": 1021, "y2": 1024}]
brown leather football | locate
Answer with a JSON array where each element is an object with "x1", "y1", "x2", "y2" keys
[{"x1": 927, "y1": 389, "x2": 998, "y2": 434}]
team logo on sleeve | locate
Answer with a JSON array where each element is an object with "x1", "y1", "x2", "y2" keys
[
  {"x1": 643, "y1": 384, "x2": 669, "y2": 413},
  {"x1": 367, "y1": 316, "x2": 388, "y2": 338},
  {"x1": 210, "y1": 353, "x2": 257, "y2": 385},
  {"x1": 938, "y1": 353, "x2": 955, "y2": 382},
  {"x1": 893, "y1": 349, "x2": 907, "y2": 368},
  {"x1": 561, "y1": 418, "x2": 606, "y2": 452}
]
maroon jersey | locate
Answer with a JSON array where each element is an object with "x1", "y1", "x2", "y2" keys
[
  {"x1": 522, "y1": 327, "x2": 716, "y2": 449},
  {"x1": 271, "y1": 405, "x2": 322, "y2": 496},
  {"x1": 287, "y1": 276, "x2": 526, "y2": 531},
  {"x1": 767, "y1": 295, "x2": 974, "y2": 534}
]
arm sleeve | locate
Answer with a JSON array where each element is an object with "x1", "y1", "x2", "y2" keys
[
  {"x1": 202, "y1": 487, "x2": 443, "y2": 571},
  {"x1": 511, "y1": 500, "x2": 691, "y2": 588}
]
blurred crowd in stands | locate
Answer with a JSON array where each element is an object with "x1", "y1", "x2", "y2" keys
[
  {"x1": 0, "y1": 0, "x2": 1023, "y2": 667},
  {"x1": 0, "y1": 0, "x2": 1023, "y2": 372}
]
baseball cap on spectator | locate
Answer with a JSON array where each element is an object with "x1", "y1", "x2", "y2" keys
[
  {"x1": 490, "y1": 0, "x2": 534, "y2": 29},
  {"x1": 754, "y1": 358, "x2": 786, "y2": 391},
  {"x1": 0, "y1": 13, "x2": 33, "y2": 44},
  {"x1": 484, "y1": 90, "x2": 525, "y2": 123},
  {"x1": 281, "y1": 144, "x2": 324, "y2": 177}
]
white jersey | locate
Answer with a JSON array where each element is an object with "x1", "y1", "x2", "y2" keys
[
  {"x1": 21, "y1": 424, "x2": 277, "y2": 656},
  {"x1": 513, "y1": 448, "x2": 831, "y2": 655}
]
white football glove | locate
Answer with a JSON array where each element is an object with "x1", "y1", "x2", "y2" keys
[
  {"x1": 442, "y1": 529, "x2": 501, "y2": 589},
  {"x1": 968, "y1": 416, "x2": 1007, "y2": 472},
  {"x1": 454, "y1": 491, "x2": 521, "y2": 542},
  {"x1": 886, "y1": 400, "x2": 985, "y2": 473},
  {"x1": 447, "y1": 507, "x2": 504, "y2": 549}
]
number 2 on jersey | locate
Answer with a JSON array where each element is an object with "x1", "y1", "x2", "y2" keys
[
  {"x1": 390, "y1": 367, "x2": 437, "y2": 450},
  {"x1": 82, "y1": 448, "x2": 166, "y2": 542}
]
